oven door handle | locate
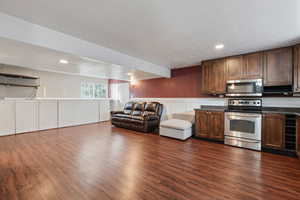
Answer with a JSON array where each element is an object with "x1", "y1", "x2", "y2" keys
[
  {"x1": 225, "y1": 112, "x2": 262, "y2": 118},
  {"x1": 225, "y1": 137, "x2": 260, "y2": 143}
]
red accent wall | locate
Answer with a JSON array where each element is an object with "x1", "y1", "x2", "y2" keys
[{"x1": 130, "y1": 66, "x2": 209, "y2": 98}]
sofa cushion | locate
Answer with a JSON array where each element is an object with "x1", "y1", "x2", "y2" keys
[
  {"x1": 160, "y1": 119, "x2": 192, "y2": 131},
  {"x1": 144, "y1": 102, "x2": 158, "y2": 115},
  {"x1": 130, "y1": 119, "x2": 145, "y2": 124},
  {"x1": 113, "y1": 114, "x2": 132, "y2": 119},
  {"x1": 123, "y1": 102, "x2": 135, "y2": 114},
  {"x1": 132, "y1": 102, "x2": 145, "y2": 116},
  {"x1": 112, "y1": 116, "x2": 133, "y2": 123},
  {"x1": 131, "y1": 116, "x2": 144, "y2": 121}
]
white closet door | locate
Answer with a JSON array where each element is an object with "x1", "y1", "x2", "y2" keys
[
  {"x1": 59, "y1": 100, "x2": 99, "y2": 127},
  {"x1": 16, "y1": 101, "x2": 39, "y2": 134},
  {"x1": 0, "y1": 100, "x2": 15, "y2": 136},
  {"x1": 39, "y1": 100, "x2": 58, "y2": 130},
  {"x1": 99, "y1": 100, "x2": 110, "y2": 122}
]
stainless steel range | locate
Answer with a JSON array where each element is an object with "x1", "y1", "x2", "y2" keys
[{"x1": 224, "y1": 99, "x2": 262, "y2": 151}]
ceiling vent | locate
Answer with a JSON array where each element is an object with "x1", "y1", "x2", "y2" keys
[{"x1": 0, "y1": 73, "x2": 40, "y2": 88}]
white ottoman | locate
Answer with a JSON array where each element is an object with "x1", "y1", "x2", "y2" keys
[{"x1": 160, "y1": 119, "x2": 192, "y2": 140}]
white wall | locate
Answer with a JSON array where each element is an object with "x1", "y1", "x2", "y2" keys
[
  {"x1": 110, "y1": 82, "x2": 130, "y2": 111},
  {"x1": 262, "y1": 97, "x2": 300, "y2": 107},
  {"x1": 0, "y1": 64, "x2": 108, "y2": 98}
]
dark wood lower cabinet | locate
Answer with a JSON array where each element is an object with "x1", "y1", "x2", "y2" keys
[
  {"x1": 262, "y1": 114, "x2": 285, "y2": 150},
  {"x1": 296, "y1": 117, "x2": 300, "y2": 158},
  {"x1": 195, "y1": 110, "x2": 224, "y2": 141},
  {"x1": 195, "y1": 110, "x2": 209, "y2": 138}
]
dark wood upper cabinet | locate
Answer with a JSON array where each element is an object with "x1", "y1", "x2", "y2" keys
[
  {"x1": 227, "y1": 53, "x2": 263, "y2": 80},
  {"x1": 262, "y1": 114, "x2": 285, "y2": 150},
  {"x1": 264, "y1": 47, "x2": 293, "y2": 86},
  {"x1": 211, "y1": 59, "x2": 226, "y2": 94},
  {"x1": 294, "y1": 45, "x2": 300, "y2": 93},
  {"x1": 226, "y1": 56, "x2": 243, "y2": 80},
  {"x1": 242, "y1": 52, "x2": 263, "y2": 79},
  {"x1": 201, "y1": 59, "x2": 226, "y2": 94},
  {"x1": 201, "y1": 61, "x2": 211, "y2": 94},
  {"x1": 201, "y1": 46, "x2": 294, "y2": 95},
  {"x1": 195, "y1": 110, "x2": 224, "y2": 141}
]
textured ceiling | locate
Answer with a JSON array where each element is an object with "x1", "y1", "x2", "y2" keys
[{"x1": 0, "y1": 0, "x2": 299, "y2": 68}]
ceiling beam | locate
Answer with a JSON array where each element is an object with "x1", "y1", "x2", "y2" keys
[{"x1": 0, "y1": 12, "x2": 171, "y2": 78}]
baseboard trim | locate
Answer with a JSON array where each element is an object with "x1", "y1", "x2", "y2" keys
[{"x1": 262, "y1": 148, "x2": 297, "y2": 157}]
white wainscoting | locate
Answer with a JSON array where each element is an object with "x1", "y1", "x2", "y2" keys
[
  {"x1": 0, "y1": 100, "x2": 15, "y2": 136},
  {"x1": 0, "y1": 98, "x2": 111, "y2": 136},
  {"x1": 39, "y1": 100, "x2": 58, "y2": 130},
  {"x1": 16, "y1": 101, "x2": 39, "y2": 134},
  {"x1": 58, "y1": 100, "x2": 100, "y2": 128},
  {"x1": 132, "y1": 98, "x2": 226, "y2": 120},
  {"x1": 262, "y1": 97, "x2": 300, "y2": 107},
  {"x1": 99, "y1": 100, "x2": 111, "y2": 121},
  {"x1": 131, "y1": 97, "x2": 300, "y2": 120}
]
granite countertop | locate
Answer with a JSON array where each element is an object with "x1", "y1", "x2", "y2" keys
[
  {"x1": 194, "y1": 106, "x2": 227, "y2": 112},
  {"x1": 261, "y1": 107, "x2": 300, "y2": 116},
  {"x1": 194, "y1": 105, "x2": 300, "y2": 116}
]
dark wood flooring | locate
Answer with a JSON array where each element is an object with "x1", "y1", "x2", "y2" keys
[{"x1": 0, "y1": 122, "x2": 300, "y2": 200}]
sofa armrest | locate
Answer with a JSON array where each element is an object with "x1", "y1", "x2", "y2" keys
[
  {"x1": 144, "y1": 114, "x2": 159, "y2": 121},
  {"x1": 111, "y1": 111, "x2": 124, "y2": 116}
]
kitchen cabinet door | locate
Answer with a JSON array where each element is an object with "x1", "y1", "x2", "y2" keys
[
  {"x1": 201, "y1": 61, "x2": 211, "y2": 94},
  {"x1": 195, "y1": 110, "x2": 224, "y2": 140},
  {"x1": 0, "y1": 100, "x2": 15, "y2": 136},
  {"x1": 212, "y1": 59, "x2": 226, "y2": 94},
  {"x1": 201, "y1": 59, "x2": 226, "y2": 94},
  {"x1": 262, "y1": 114, "x2": 285, "y2": 150},
  {"x1": 16, "y1": 101, "x2": 39, "y2": 134},
  {"x1": 195, "y1": 110, "x2": 210, "y2": 138},
  {"x1": 210, "y1": 112, "x2": 224, "y2": 141},
  {"x1": 242, "y1": 52, "x2": 263, "y2": 79},
  {"x1": 226, "y1": 56, "x2": 243, "y2": 80},
  {"x1": 294, "y1": 45, "x2": 300, "y2": 93},
  {"x1": 296, "y1": 116, "x2": 300, "y2": 159},
  {"x1": 264, "y1": 47, "x2": 293, "y2": 86},
  {"x1": 208, "y1": 62, "x2": 216, "y2": 93}
]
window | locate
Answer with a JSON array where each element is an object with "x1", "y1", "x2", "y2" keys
[{"x1": 81, "y1": 82, "x2": 107, "y2": 98}]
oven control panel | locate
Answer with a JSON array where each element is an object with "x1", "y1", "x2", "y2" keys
[{"x1": 228, "y1": 99, "x2": 262, "y2": 107}]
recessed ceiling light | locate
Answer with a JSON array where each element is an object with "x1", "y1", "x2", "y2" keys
[
  {"x1": 59, "y1": 59, "x2": 69, "y2": 64},
  {"x1": 215, "y1": 44, "x2": 224, "y2": 49}
]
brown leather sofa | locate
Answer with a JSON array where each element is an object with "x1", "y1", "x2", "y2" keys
[{"x1": 111, "y1": 102, "x2": 163, "y2": 133}]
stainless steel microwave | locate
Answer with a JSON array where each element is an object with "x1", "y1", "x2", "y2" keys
[{"x1": 226, "y1": 79, "x2": 263, "y2": 97}]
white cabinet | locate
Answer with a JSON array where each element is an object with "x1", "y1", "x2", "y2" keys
[
  {"x1": 16, "y1": 101, "x2": 39, "y2": 134},
  {"x1": 0, "y1": 99, "x2": 110, "y2": 135},
  {"x1": 0, "y1": 100, "x2": 15, "y2": 136},
  {"x1": 58, "y1": 100, "x2": 99, "y2": 127},
  {"x1": 99, "y1": 100, "x2": 110, "y2": 121},
  {"x1": 39, "y1": 100, "x2": 58, "y2": 130}
]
